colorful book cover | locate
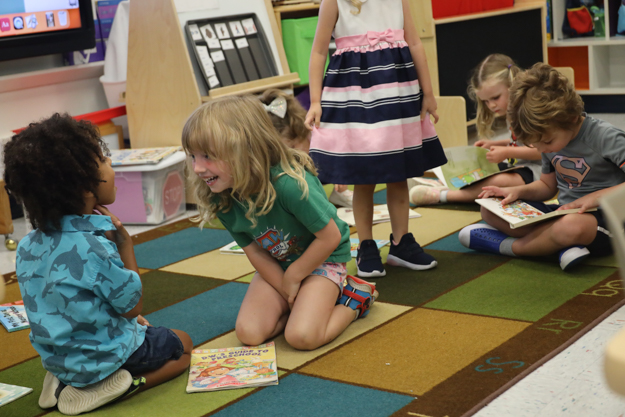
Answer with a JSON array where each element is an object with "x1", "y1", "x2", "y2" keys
[
  {"x1": 110, "y1": 147, "x2": 182, "y2": 166},
  {"x1": 0, "y1": 382, "x2": 33, "y2": 407},
  {"x1": 186, "y1": 342, "x2": 278, "y2": 393},
  {"x1": 337, "y1": 204, "x2": 421, "y2": 227},
  {"x1": 349, "y1": 238, "x2": 390, "y2": 257},
  {"x1": 475, "y1": 198, "x2": 596, "y2": 229},
  {"x1": 0, "y1": 301, "x2": 29, "y2": 333},
  {"x1": 439, "y1": 146, "x2": 522, "y2": 191},
  {"x1": 220, "y1": 241, "x2": 245, "y2": 255}
]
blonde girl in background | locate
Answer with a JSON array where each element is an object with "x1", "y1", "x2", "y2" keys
[
  {"x1": 409, "y1": 54, "x2": 542, "y2": 206},
  {"x1": 306, "y1": 0, "x2": 447, "y2": 278},
  {"x1": 182, "y1": 95, "x2": 379, "y2": 351},
  {"x1": 259, "y1": 88, "x2": 353, "y2": 207}
]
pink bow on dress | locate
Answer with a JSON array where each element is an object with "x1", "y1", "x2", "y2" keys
[{"x1": 366, "y1": 29, "x2": 395, "y2": 46}]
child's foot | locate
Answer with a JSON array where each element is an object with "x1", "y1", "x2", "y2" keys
[
  {"x1": 39, "y1": 371, "x2": 66, "y2": 409},
  {"x1": 356, "y1": 239, "x2": 386, "y2": 278},
  {"x1": 559, "y1": 246, "x2": 590, "y2": 271},
  {"x1": 387, "y1": 233, "x2": 437, "y2": 270},
  {"x1": 409, "y1": 185, "x2": 446, "y2": 206},
  {"x1": 57, "y1": 369, "x2": 144, "y2": 415},
  {"x1": 329, "y1": 188, "x2": 353, "y2": 207},
  {"x1": 407, "y1": 177, "x2": 446, "y2": 189},
  {"x1": 337, "y1": 275, "x2": 379, "y2": 320},
  {"x1": 458, "y1": 224, "x2": 512, "y2": 255}
]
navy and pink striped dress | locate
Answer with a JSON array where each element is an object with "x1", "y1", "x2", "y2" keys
[{"x1": 309, "y1": 0, "x2": 447, "y2": 185}]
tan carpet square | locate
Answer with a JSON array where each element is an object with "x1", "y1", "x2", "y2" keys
[
  {"x1": 300, "y1": 308, "x2": 530, "y2": 395},
  {"x1": 161, "y1": 250, "x2": 254, "y2": 280}
]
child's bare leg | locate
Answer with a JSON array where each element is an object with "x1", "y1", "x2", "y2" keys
[
  {"x1": 386, "y1": 181, "x2": 409, "y2": 240},
  {"x1": 236, "y1": 273, "x2": 290, "y2": 346},
  {"x1": 284, "y1": 276, "x2": 352, "y2": 350},
  {"x1": 353, "y1": 184, "x2": 376, "y2": 241},
  {"x1": 135, "y1": 329, "x2": 192, "y2": 391},
  {"x1": 446, "y1": 173, "x2": 525, "y2": 203}
]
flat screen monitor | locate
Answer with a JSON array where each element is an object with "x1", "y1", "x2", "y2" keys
[{"x1": 0, "y1": 0, "x2": 95, "y2": 61}]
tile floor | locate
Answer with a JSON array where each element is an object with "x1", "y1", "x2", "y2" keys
[{"x1": 2, "y1": 114, "x2": 625, "y2": 416}]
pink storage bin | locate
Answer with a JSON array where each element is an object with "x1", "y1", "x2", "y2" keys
[{"x1": 108, "y1": 151, "x2": 187, "y2": 224}]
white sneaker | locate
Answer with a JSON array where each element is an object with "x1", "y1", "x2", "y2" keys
[
  {"x1": 559, "y1": 246, "x2": 590, "y2": 271},
  {"x1": 409, "y1": 185, "x2": 447, "y2": 206},
  {"x1": 39, "y1": 371, "x2": 66, "y2": 409},
  {"x1": 329, "y1": 188, "x2": 353, "y2": 207},
  {"x1": 57, "y1": 369, "x2": 133, "y2": 415}
]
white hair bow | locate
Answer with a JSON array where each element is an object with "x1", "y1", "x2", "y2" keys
[{"x1": 263, "y1": 96, "x2": 287, "y2": 119}]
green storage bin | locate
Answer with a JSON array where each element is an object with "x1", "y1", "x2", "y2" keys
[{"x1": 281, "y1": 16, "x2": 329, "y2": 85}]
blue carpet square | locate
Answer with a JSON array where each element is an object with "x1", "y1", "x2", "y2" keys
[
  {"x1": 135, "y1": 227, "x2": 234, "y2": 269},
  {"x1": 373, "y1": 189, "x2": 387, "y2": 205},
  {"x1": 145, "y1": 282, "x2": 247, "y2": 345},
  {"x1": 213, "y1": 373, "x2": 413, "y2": 417}
]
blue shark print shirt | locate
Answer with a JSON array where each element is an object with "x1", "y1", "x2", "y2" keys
[{"x1": 16, "y1": 215, "x2": 147, "y2": 387}]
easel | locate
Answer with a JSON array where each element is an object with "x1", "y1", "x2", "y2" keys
[{"x1": 126, "y1": 0, "x2": 299, "y2": 148}]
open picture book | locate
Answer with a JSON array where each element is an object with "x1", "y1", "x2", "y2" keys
[
  {"x1": 0, "y1": 382, "x2": 32, "y2": 407},
  {"x1": 186, "y1": 342, "x2": 278, "y2": 393},
  {"x1": 434, "y1": 146, "x2": 522, "y2": 191},
  {"x1": 475, "y1": 197, "x2": 596, "y2": 229},
  {"x1": 109, "y1": 146, "x2": 182, "y2": 166},
  {"x1": 337, "y1": 204, "x2": 421, "y2": 227}
]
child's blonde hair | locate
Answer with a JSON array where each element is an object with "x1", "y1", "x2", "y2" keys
[
  {"x1": 181, "y1": 95, "x2": 317, "y2": 227},
  {"x1": 467, "y1": 54, "x2": 521, "y2": 138},
  {"x1": 507, "y1": 63, "x2": 583, "y2": 145},
  {"x1": 258, "y1": 89, "x2": 309, "y2": 149},
  {"x1": 349, "y1": 0, "x2": 363, "y2": 14}
]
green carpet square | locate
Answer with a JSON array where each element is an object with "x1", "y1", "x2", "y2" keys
[{"x1": 425, "y1": 259, "x2": 616, "y2": 321}]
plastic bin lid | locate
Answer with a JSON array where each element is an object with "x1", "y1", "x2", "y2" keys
[{"x1": 113, "y1": 151, "x2": 187, "y2": 172}]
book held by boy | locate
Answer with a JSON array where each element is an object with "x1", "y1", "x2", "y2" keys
[
  {"x1": 475, "y1": 197, "x2": 596, "y2": 229},
  {"x1": 437, "y1": 146, "x2": 522, "y2": 190},
  {"x1": 0, "y1": 382, "x2": 33, "y2": 407},
  {"x1": 337, "y1": 204, "x2": 421, "y2": 227},
  {"x1": 109, "y1": 146, "x2": 182, "y2": 166},
  {"x1": 186, "y1": 342, "x2": 278, "y2": 393},
  {"x1": 0, "y1": 301, "x2": 29, "y2": 333}
]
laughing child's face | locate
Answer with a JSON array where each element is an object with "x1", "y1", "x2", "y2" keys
[{"x1": 189, "y1": 150, "x2": 233, "y2": 193}]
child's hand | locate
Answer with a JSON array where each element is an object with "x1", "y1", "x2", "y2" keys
[
  {"x1": 137, "y1": 315, "x2": 150, "y2": 326},
  {"x1": 305, "y1": 103, "x2": 322, "y2": 130},
  {"x1": 282, "y1": 271, "x2": 301, "y2": 310},
  {"x1": 479, "y1": 186, "x2": 518, "y2": 205},
  {"x1": 559, "y1": 194, "x2": 598, "y2": 213},
  {"x1": 485, "y1": 146, "x2": 508, "y2": 163},
  {"x1": 421, "y1": 95, "x2": 439, "y2": 124},
  {"x1": 474, "y1": 139, "x2": 493, "y2": 149},
  {"x1": 94, "y1": 205, "x2": 131, "y2": 247}
]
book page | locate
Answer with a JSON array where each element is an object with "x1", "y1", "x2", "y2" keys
[{"x1": 441, "y1": 146, "x2": 503, "y2": 190}]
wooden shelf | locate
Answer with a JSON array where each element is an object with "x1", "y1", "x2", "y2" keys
[
  {"x1": 202, "y1": 73, "x2": 300, "y2": 101},
  {"x1": 0, "y1": 62, "x2": 104, "y2": 94},
  {"x1": 434, "y1": 1, "x2": 545, "y2": 25}
]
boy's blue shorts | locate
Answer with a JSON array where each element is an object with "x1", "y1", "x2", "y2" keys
[
  {"x1": 526, "y1": 201, "x2": 612, "y2": 257},
  {"x1": 122, "y1": 326, "x2": 184, "y2": 374}
]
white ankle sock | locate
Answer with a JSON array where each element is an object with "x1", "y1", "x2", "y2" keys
[
  {"x1": 439, "y1": 190, "x2": 448, "y2": 203},
  {"x1": 499, "y1": 237, "x2": 517, "y2": 257}
]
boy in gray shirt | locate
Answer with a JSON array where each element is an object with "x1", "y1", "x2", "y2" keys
[{"x1": 458, "y1": 63, "x2": 625, "y2": 271}]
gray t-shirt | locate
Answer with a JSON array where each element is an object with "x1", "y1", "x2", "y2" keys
[{"x1": 541, "y1": 115, "x2": 625, "y2": 204}]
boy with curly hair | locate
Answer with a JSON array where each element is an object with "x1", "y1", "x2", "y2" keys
[
  {"x1": 458, "y1": 63, "x2": 625, "y2": 271},
  {"x1": 4, "y1": 114, "x2": 192, "y2": 415}
]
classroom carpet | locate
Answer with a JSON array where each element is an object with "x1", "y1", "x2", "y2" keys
[{"x1": 1, "y1": 187, "x2": 624, "y2": 417}]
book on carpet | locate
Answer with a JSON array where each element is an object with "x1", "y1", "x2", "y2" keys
[
  {"x1": 0, "y1": 301, "x2": 29, "y2": 332},
  {"x1": 186, "y1": 342, "x2": 278, "y2": 393},
  {"x1": 0, "y1": 382, "x2": 33, "y2": 407},
  {"x1": 109, "y1": 146, "x2": 182, "y2": 166},
  {"x1": 437, "y1": 146, "x2": 523, "y2": 191},
  {"x1": 475, "y1": 197, "x2": 596, "y2": 229},
  {"x1": 349, "y1": 238, "x2": 390, "y2": 257},
  {"x1": 220, "y1": 241, "x2": 245, "y2": 255},
  {"x1": 337, "y1": 204, "x2": 421, "y2": 227}
]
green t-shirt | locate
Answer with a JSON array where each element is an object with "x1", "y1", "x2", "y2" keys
[{"x1": 217, "y1": 166, "x2": 351, "y2": 270}]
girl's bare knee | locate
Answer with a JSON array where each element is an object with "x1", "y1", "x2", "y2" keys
[
  {"x1": 235, "y1": 324, "x2": 265, "y2": 347},
  {"x1": 284, "y1": 327, "x2": 319, "y2": 351}
]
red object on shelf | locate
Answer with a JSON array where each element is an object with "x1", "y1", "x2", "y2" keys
[
  {"x1": 12, "y1": 106, "x2": 127, "y2": 134},
  {"x1": 432, "y1": 0, "x2": 514, "y2": 19}
]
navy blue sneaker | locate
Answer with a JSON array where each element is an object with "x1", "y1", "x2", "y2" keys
[
  {"x1": 387, "y1": 233, "x2": 437, "y2": 270},
  {"x1": 459, "y1": 224, "x2": 510, "y2": 254},
  {"x1": 559, "y1": 246, "x2": 590, "y2": 271},
  {"x1": 356, "y1": 239, "x2": 386, "y2": 278}
]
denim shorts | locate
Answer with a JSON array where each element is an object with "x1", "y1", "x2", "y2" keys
[
  {"x1": 122, "y1": 326, "x2": 184, "y2": 374},
  {"x1": 525, "y1": 201, "x2": 612, "y2": 256}
]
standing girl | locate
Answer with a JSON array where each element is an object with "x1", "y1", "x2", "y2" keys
[
  {"x1": 182, "y1": 95, "x2": 378, "y2": 351},
  {"x1": 409, "y1": 54, "x2": 542, "y2": 206},
  {"x1": 306, "y1": 0, "x2": 447, "y2": 278}
]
